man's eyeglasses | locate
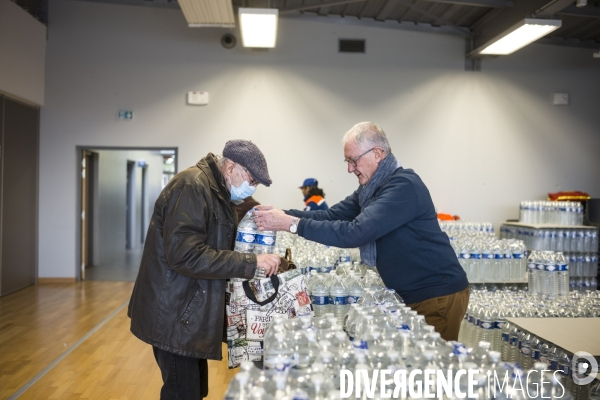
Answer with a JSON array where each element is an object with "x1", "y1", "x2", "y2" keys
[
  {"x1": 241, "y1": 167, "x2": 259, "y2": 187},
  {"x1": 343, "y1": 147, "x2": 375, "y2": 167}
]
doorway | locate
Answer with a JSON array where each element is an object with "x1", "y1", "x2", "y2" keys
[{"x1": 77, "y1": 147, "x2": 178, "y2": 282}]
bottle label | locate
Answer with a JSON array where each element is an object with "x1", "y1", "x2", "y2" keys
[
  {"x1": 550, "y1": 361, "x2": 559, "y2": 370},
  {"x1": 339, "y1": 255, "x2": 351, "y2": 262},
  {"x1": 396, "y1": 324, "x2": 410, "y2": 331},
  {"x1": 527, "y1": 262, "x2": 536, "y2": 270},
  {"x1": 461, "y1": 253, "x2": 470, "y2": 259},
  {"x1": 312, "y1": 295, "x2": 329, "y2": 305},
  {"x1": 504, "y1": 254, "x2": 513, "y2": 259},
  {"x1": 513, "y1": 253, "x2": 524, "y2": 259},
  {"x1": 353, "y1": 340, "x2": 368, "y2": 350},
  {"x1": 320, "y1": 266, "x2": 333, "y2": 273},
  {"x1": 545, "y1": 265, "x2": 556, "y2": 272},
  {"x1": 255, "y1": 234, "x2": 275, "y2": 246},
  {"x1": 481, "y1": 321, "x2": 494, "y2": 330},
  {"x1": 560, "y1": 366, "x2": 570, "y2": 377},
  {"x1": 521, "y1": 347, "x2": 531, "y2": 355},
  {"x1": 510, "y1": 337, "x2": 518, "y2": 346},
  {"x1": 483, "y1": 253, "x2": 493, "y2": 259},
  {"x1": 540, "y1": 355, "x2": 549, "y2": 363},
  {"x1": 557, "y1": 263, "x2": 568, "y2": 271},
  {"x1": 532, "y1": 350, "x2": 540, "y2": 360},
  {"x1": 348, "y1": 296, "x2": 360, "y2": 304},
  {"x1": 502, "y1": 333, "x2": 509, "y2": 342},
  {"x1": 494, "y1": 254, "x2": 503, "y2": 260},
  {"x1": 470, "y1": 253, "x2": 481, "y2": 259},
  {"x1": 536, "y1": 263, "x2": 545, "y2": 271},
  {"x1": 468, "y1": 316, "x2": 474, "y2": 324},
  {"x1": 332, "y1": 296, "x2": 348, "y2": 305},
  {"x1": 236, "y1": 232, "x2": 256, "y2": 243},
  {"x1": 495, "y1": 321, "x2": 504, "y2": 329}
]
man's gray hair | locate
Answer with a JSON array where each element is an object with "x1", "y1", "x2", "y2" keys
[{"x1": 342, "y1": 122, "x2": 391, "y2": 154}]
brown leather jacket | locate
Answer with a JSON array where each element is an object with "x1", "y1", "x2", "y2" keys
[{"x1": 128, "y1": 153, "x2": 257, "y2": 360}]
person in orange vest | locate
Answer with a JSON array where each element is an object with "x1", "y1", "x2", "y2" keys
[{"x1": 300, "y1": 178, "x2": 329, "y2": 211}]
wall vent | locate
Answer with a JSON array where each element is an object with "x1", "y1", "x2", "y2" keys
[{"x1": 339, "y1": 39, "x2": 365, "y2": 53}]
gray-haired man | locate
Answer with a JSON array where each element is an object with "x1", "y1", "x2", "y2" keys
[
  {"x1": 254, "y1": 122, "x2": 469, "y2": 341},
  {"x1": 128, "y1": 140, "x2": 280, "y2": 399}
]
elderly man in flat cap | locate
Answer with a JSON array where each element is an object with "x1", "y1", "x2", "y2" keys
[{"x1": 128, "y1": 140, "x2": 280, "y2": 400}]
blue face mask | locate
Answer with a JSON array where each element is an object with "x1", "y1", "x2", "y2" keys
[
  {"x1": 231, "y1": 180, "x2": 256, "y2": 201},
  {"x1": 229, "y1": 166, "x2": 257, "y2": 201}
]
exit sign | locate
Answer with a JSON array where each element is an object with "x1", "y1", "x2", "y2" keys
[{"x1": 118, "y1": 110, "x2": 134, "y2": 120}]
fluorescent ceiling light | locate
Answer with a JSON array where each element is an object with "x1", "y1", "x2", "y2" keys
[
  {"x1": 479, "y1": 19, "x2": 561, "y2": 55},
  {"x1": 239, "y1": 8, "x2": 278, "y2": 48}
]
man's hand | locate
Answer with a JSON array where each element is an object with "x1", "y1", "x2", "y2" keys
[
  {"x1": 256, "y1": 254, "x2": 280, "y2": 277},
  {"x1": 254, "y1": 204, "x2": 274, "y2": 211},
  {"x1": 253, "y1": 208, "x2": 295, "y2": 232}
]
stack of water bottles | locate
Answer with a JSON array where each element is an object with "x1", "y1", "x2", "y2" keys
[
  {"x1": 459, "y1": 289, "x2": 600, "y2": 400},
  {"x1": 567, "y1": 253, "x2": 599, "y2": 291},
  {"x1": 501, "y1": 225, "x2": 598, "y2": 253},
  {"x1": 459, "y1": 288, "x2": 600, "y2": 352},
  {"x1": 519, "y1": 201, "x2": 584, "y2": 225},
  {"x1": 226, "y1": 282, "x2": 594, "y2": 399},
  {"x1": 448, "y1": 235, "x2": 527, "y2": 283},
  {"x1": 526, "y1": 251, "x2": 571, "y2": 297},
  {"x1": 439, "y1": 221, "x2": 495, "y2": 236},
  {"x1": 234, "y1": 210, "x2": 278, "y2": 280}
]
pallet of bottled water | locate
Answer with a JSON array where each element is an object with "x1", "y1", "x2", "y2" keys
[
  {"x1": 441, "y1": 223, "x2": 528, "y2": 283},
  {"x1": 519, "y1": 201, "x2": 585, "y2": 226},
  {"x1": 501, "y1": 224, "x2": 598, "y2": 253}
]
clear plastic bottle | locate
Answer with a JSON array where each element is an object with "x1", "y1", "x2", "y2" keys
[
  {"x1": 263, "y1": 332, "x2": 293, "y2": 373},
  {"x1": 311, "y1": 283, "x2": 331, "y2": 317},
  {"x1": 527, "y1": 251, "x2": 537, "y2": 295},
  {"x1": 235, "y1": 210, "x2": 257, "y2": 253},
  {"x1": 555, "y1": 252, "x2": 570, "y2": 297},
  {"x1": 329, "y1": 279, "x2": 350, "y2": 326},
  {"x1": 519, "y1": 333, "x2": 533, "y2": 370},
  {"x1": 224, "y1": 372, "x2": 250, "y2": 400}
]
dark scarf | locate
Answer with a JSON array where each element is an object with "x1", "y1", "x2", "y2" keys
[{"x1": 358, "y1": 152, "x2": 399, "y2": 266}]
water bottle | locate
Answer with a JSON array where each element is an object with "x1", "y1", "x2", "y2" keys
[
  {"x1": 235, "y1": 210, "x2": 257, "y2": 253},
  {"x1": 224, "y1": 372, "x2": 250, "y2": 400},
  {"x1": 492, "y1": 244, "x2": 503, "y2": 282},
  {"x1": 481, "y1": 241, "x2": 493, "y2": 282},
  {"x1": 311, "y1": 283, "x2": 330, "y2": 317},
  {"x1": 254, "y1": 229, "x2": 276, "y2": 255},
  {"x1": 263, "y1": 332, "x2": 293, "y2": 373},
  {"x1": 511, "y1": 242, "x2": 524, "y2": 281},
  {"x1": 547, "y1": 346, "x2": 559, "y2": 371},
  {"x1": 544, "y1": 252, "x2": 558, "y2": 299},
  {"x1": 329, "y1": 280, "x2": 350, "y2": 325},
  {"x1": 470, "y1": 241, "x2": 482, "y2": 282},
  {"x1": 555, "y1": 252, "x2": 570, "y2": 297},
  {"x1": 527, "y1": 251, "x2": 537, "y2": 295},
  {"x1": 519, "y1": 333, "x2": 533, "y2": 370}
]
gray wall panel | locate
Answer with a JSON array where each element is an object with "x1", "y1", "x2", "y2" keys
[{"x1": 1, "y1": 97, "x2": 39, "y2": 295}]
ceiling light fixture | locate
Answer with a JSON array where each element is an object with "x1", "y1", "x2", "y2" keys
[
  {"x1": 238, "y1": 8, "x2": 278, "y2": 48},
  {"x1": 477, "y1": 19, "x2": 561, "y2": 56}
]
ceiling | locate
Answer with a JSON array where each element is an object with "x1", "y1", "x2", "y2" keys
[{"x1": 16, "y1": 0, "x2": 600, "y2": 56}]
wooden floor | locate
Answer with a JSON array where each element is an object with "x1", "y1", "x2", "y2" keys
[{"x1": 0, "y1": 282, "x2": 236, "y2": 400}]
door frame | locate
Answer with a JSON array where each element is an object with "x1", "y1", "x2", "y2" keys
[{"x1": 75, "y1": 146, "x2": 178, "y2": 282}]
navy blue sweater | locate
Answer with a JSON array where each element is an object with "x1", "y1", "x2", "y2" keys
[{"x1": 286, "y1": 167, "x2": 468, "y2": 304}]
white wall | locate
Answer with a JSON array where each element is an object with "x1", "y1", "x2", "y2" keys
[
  {"x1": 0, "y1": 0, "x2": 46, "y2": 105},
  {"x1": 39, "y1": 0, "x2": 600, "y2": 277},
  {"x1": 92, "y1": 150, "x2": 163, "y2": 266}
]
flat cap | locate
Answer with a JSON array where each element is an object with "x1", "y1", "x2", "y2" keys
[{"x1": 223, "y1": 140, "x2": 272, "y2": 187}]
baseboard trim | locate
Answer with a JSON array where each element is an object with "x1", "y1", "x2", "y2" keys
[{"x1": 38, "y1": 277, "x2": 77, "y2": 284}]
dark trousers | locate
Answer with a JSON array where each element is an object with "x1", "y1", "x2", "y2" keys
[
  {"x1": 407, "y1": 286, "x2": 470, "y2": 341},
  {"x1": 153, "y1": 346, "x2": 209, "y2": 400}
]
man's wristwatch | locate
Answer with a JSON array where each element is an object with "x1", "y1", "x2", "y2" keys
[{"x1": 289, "y1": 217, "x2": 299, "y2": 234}]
